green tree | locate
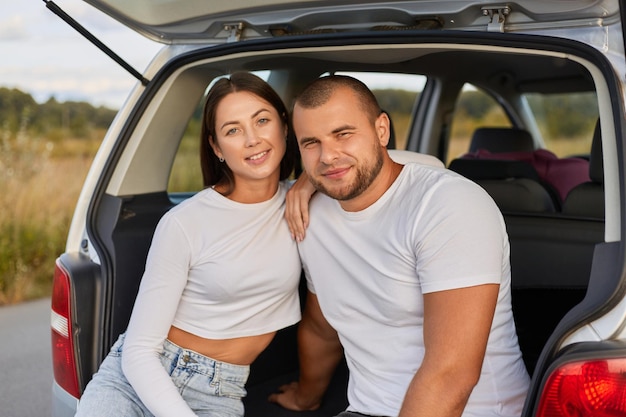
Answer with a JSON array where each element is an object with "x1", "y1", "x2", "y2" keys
[
  {"x1": 0, "y1": 87, "x2": 38, "y2": 133},
  {"x1": 526, "y1": 93, "x2": 598, "y2": 138},
  {"x1": 373, "y1": 89, "x2": 419, "y2": 115},
  {"x1": 456, "y1": 90, "x2": 496, "y2": 120},
  {"x1": 0, "y1": 88, "x2": 117, "y2": 139}
]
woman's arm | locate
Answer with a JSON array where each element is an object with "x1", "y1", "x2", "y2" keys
[
  {"x1": 285, "y1": 171, "x2": 317, "y2": 241},
  {"x1": 121, "y1": 215, "x2": 198, "y2": 417}
]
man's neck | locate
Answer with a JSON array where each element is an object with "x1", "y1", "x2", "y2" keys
[{"x1": 339, "y1": 157, "x2": 403, "y2": 212}]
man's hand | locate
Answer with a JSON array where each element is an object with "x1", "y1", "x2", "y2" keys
[
  {"x1": 268, "y1": 381, "x2": 321, "y2": 411},
  {"x1": 268, "y1": 292, "x2": 343, "y2": 413}
]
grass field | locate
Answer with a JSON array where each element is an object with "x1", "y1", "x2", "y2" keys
[{"x1": 0, "y1": 131, "x2": 99, "y2": 305}]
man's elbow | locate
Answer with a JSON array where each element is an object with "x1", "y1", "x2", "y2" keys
[
  {"x1": 425, "y1": 357, "x2": 482, "y2": 400},
  {"x1": 456, "y1": 367, "x2": 481, "y2": 396}
]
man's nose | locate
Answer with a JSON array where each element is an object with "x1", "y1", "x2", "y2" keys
[{"x1": 319, "y1": 141, "x2": 340, "y2": 164}]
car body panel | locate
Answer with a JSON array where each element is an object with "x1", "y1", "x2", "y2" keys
[{"x1": 49, "y1": 1, "x2": 626, "y2": 416}]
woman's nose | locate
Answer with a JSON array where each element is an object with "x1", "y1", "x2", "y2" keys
[{"x1": 245, "y1": 130, "x2": 262, "y2": 147}]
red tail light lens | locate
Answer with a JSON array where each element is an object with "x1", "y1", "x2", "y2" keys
[
  {"x1": 536, "y1": 358, "x2": 626, "y2": 417},
  {"x1": 51, "y1": 260, "x2": 80, "y2": 398}
]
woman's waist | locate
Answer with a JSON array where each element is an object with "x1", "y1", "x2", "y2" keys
[{"x1": 167, "y1": 326, "x2": 276, "y2": 365}]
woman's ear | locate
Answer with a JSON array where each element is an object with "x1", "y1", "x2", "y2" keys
[{"x1": 208, "y1": 135, "x2": 223, "y2": 160}]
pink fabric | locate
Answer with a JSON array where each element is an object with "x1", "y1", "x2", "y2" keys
[{"x1": 462, "y1": 149, "x2": 590, "y2": 202}]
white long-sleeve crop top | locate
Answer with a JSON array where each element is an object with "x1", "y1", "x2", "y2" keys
[{"x1": 121, "y1": 181, "x2": 301, "y2": 417}]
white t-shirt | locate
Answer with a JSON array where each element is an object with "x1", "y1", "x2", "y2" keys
[
  {"x1": 121, "y1": 181, "x2": 301, "y2": 417},
  {"x1": 299, "y1": 163, "x2": 530, "y2": 417}
]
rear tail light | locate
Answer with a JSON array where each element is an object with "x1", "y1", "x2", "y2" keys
[
  {"x1": 536, "y1": 358, "x2": 626, "y2": 417},
  {"x1": 51, "y1": 259, "x2": 80, "y2": 398}
]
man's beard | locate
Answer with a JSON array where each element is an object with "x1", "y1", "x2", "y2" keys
[{"x1": 309, "y1": 144, "x2": 384, "y2": 201}]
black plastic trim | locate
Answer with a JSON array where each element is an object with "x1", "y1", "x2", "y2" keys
[{"x1": 57, "y1": 252, "x2": 103, "y2": 395}]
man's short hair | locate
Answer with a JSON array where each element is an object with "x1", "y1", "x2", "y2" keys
[{"x1": 295, "y1": 75, "x2": 381, "y2": 122}]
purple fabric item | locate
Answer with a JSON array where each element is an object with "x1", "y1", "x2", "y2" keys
[{"x1": 462, "y1": 149, "x2": 590, "y2": 202}]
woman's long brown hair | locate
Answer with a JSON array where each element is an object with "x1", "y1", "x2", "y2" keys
[{"x1": 199, "y1": 72, "x2": 298, "y2": 193}]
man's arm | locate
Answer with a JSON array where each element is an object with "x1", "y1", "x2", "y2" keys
[
  {"x1": 399, "y1": 283, "x2": 500, "y2": 417},
  {"x1": 269, "y1": 290, "x2": 343, "y2": 410}
]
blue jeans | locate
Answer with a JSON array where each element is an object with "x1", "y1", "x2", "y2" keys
[{"x1": 75, "y1": 334, "x2": 250, "y2": 417}]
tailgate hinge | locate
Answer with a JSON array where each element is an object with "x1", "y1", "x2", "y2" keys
[
  {"x1": 482, "y1": 5, "x2": 511, "y2": 33},
  {"x1": 224, "y1": 23, "x2": 244, "y2": 42}
]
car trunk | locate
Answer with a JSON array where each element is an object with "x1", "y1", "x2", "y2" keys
[{"x1": 47, "y1": 1, "x2": 626, "y2": 416}]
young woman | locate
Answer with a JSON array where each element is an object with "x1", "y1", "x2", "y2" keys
[{"x1": 75, "y1": 72, "x2": 302, "y2": 417}]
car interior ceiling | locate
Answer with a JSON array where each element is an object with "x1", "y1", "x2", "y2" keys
[{"x1": 251, "y1": 47, "x2": 592, "y2": 93}]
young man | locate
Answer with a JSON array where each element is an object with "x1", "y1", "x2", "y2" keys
[{"x1": 270, "y1": 75, "x2": 530, "y2": 417}]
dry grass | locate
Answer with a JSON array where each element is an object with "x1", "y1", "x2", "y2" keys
[{"x1": 0, "y1": 129, "x2": 97, "y2": 305}]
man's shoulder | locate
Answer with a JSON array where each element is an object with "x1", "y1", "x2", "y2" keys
[{"x1": 402, "y1": 163, "x2": 486, "y2": 194}]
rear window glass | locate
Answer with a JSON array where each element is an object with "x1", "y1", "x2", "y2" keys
[
  {"x1": 448, "y1": 84, "x2": 511, "y2": 164},
  {"x1": 523, "y1": 92, "x2": 598, "y2": 158},
  {"x1": 168, "y1": 71, "x2": 426, "y2": 193},
  {"x1": 336, "y1": 72, "x2": 426, "y2": 150},
  {"x1": 168, "y1": 115, "x2": 203, "y2": 193},
  {"x1": 447, "y1": 87, "x2": 598, "y2": 164}
]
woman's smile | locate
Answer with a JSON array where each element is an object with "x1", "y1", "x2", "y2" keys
[{"x1": 247, "y1": 149, "x2": 271, "y2": 164}]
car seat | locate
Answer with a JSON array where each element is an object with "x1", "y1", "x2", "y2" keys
[
  {"x1": 561, "y1": 120, "x2": 604, "y2": 218},
  {"x1": 449, "y1": 127, "x2": 557, "y2": 213}
]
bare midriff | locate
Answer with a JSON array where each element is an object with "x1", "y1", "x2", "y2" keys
[{"x1": 167, "y1": 326, "x2": 276, "y2": 365}]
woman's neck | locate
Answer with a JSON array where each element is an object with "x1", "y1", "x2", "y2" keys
[{"x1": 214, "y1": 177, "x2": 280, "y2": 204}]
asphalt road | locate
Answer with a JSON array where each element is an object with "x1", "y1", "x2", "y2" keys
[{"x1": 0, "y1": 297, "x2": 52, "y2": 417}]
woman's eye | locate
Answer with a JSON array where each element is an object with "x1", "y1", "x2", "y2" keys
[
  {"x1": 258, "y1": 118, "x2": 269, "y2": 125},
  {"x1": 226, "y1": 127, "x2": 238, "y2": 136}
]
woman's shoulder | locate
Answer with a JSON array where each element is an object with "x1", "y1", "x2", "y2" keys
[
  {"x1": 278, "y1": 180, "x2": 292, "y2": 195},
  {"x1": 165, "y1": 187, "x2": 217, "y2": 218}
]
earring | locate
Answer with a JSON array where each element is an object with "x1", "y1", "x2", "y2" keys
[{"x1": 219, "y1": 156, "x2": 224, "y2": 162}]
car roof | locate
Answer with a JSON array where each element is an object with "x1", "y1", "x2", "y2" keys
[{"x1": 83, "y1": 0, "x2": 620, "y2": 43}]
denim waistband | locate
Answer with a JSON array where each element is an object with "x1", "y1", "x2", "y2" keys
[{"x1": 162, "y1": 338, "x2": 250, "y2": 384}]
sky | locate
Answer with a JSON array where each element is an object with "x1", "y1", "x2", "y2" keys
[
  {"x1": 1, "y1": 0, "x2": 161, "y2": 109},
  {"x1": 1, "y1": 1, "x2": 425, "y2": 110}
]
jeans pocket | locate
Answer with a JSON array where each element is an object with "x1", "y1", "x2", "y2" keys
[{"x1": 217, "y1": 378, "x2": 247, "y2": 400}]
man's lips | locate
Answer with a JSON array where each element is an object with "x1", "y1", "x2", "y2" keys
[{"x1": 322, "y1": 167, "x2": 351, "y2": 180}]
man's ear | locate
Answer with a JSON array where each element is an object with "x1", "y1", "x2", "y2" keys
[{"x1": 375, "y1": 111, "x2": 391, "y2": 148}]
